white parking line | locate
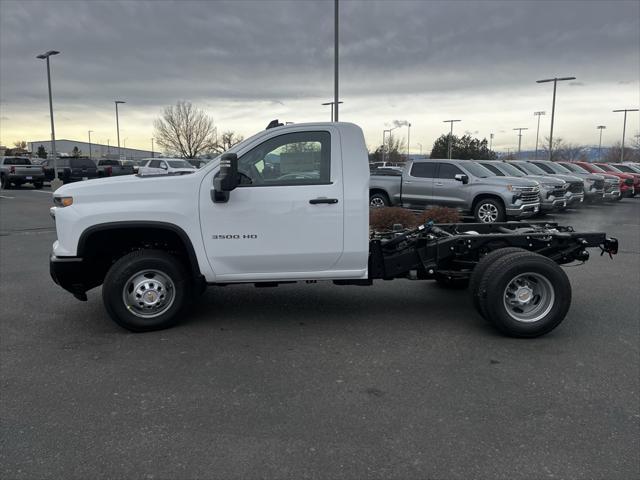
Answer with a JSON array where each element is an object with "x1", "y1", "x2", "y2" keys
[{"x1": 0, "y1": 195, "x2": 15, "y2": 199}]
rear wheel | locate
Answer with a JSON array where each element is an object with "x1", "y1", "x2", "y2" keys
[
  {"x1": 102, "y1": 249, "x2": 191, "y2": 332},
  {"x1": 369, "y1": 192, "x2": 389, "y2": 208},
  {"x1": 34, "y1": 182, "x2": 43, "y2": 189},
  {"x1": 475, "y1": 251, "x2": 571, "y2": 337},
  {"x1": 0, "y1": 175, "x2": 10, "y2": 189},
  {"x1": 473, "y1": 198, "x2": 505, "y2": 223}
]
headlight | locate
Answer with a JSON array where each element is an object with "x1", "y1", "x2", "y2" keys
[
  {"x1": 506, "y1": 185, "x2": 529, "y2": 192},
  {"x1": 541, "y1": 183, "x2": 557, "y2": 188},
  {"x1": 53, "y1": 196, "x2": 73, "y2": 207}
]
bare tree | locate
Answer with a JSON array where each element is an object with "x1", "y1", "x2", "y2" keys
[
  {"x1": 154, "y1": 101, "x2": 217, "y2": 158},
  {"x1": 211, "y1": 130, "x2": 244, "y2": 154},
  {"x1": 541, "y1": 137, "x2": 586, "y2": 161}
]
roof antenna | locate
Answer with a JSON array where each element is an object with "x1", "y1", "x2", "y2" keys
[{"x1": 266, "y1": 119, "x2": 284, "y2": 130}]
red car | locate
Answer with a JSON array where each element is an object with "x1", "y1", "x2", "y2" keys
[
  {"x1": 573, "y1": 161, "x2": 635, "y2": 198},
  {"x1": 596, "y1": 163, "x2": 640, "y2": 196}
]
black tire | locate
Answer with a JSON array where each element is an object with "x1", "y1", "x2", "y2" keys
[
  {"x1": 470, "y1": 247, "x2": 529, "y2": 316},
  {"x1": 102, "y1": 249, "x2": 192, "y2": 332},
  {"x1": 473, "y1": 198, "x2": 505, "y2": 223},
  {"x1": 369, "y1": 192, "x2": 389, "y2": 208},
  {"x1": 434, "y1": 273, "x2": 469, "y2": 289},
  {"x1": 1, "y1": 175, "x2": 11, "y2": 189},
  {"x1": 475, "y1": 251, "x2": 571, "y2": 338},
  {"x1": 34, "y1": 182, "x2": 43, "y2": 189}
]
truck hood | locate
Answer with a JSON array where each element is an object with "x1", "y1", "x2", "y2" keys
[
  {"x1": 523, "y1": 175, "x2": 565, "y2": 186},
  {"x1": 474, "y1": 176, "x2": 539, "y2": 188},
  {"x1": 545, "y1": 173, "x2": 583, "y2": 184}
]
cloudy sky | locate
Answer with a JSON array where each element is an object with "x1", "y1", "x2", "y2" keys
[{"x1": 1, "y1": 0, "x2": 638, "y2": 154}]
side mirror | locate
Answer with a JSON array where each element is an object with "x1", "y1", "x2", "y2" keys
[
  {"x1": 455, "y1": 173, "x2": 469, "y2": 184},
  {"x1": 212, "y1": 153, "x2": 239, "y2": 203}
]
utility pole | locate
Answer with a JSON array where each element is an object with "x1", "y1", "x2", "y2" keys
[
  {"x1": 536, "y1": 76, "x2": 575, "y2": 160},
  {"x1": 612, "y1": 108, "x2": 639, "y2": 162},
  {"x1": 596, "y1": 125, "x2": 606, "y2": 161},
  {"x1": 513, "y1": 127, "x2": 528, "y2": 159},
  {"x1": 334, "y1": 0, "x2": 339, "y2": 122},
  {"x1": 36, "y1": 50, "x2": 60, "y2": 186},
  {"x1": 489, "y1": 133, "x2": 494, "y2": 151},
  {"x1": 151, "y1": 138, "x2": 155, "y2": 158},
  {"x1": 533, "y1": 111, "x2": 545, "y2": 159},
  {"x1": 407, "y1": 122, "x2": 411, "y2": 159},
  {"x1": 88, "y1": 130, "x2": 93, "y2": 159},
  {"x1": 114, "y1": 100, "x2": 126, "y2": 159},
  {"x1": 443, "y1": 119, "x2": 461, "y2": 159},
  {"x1": 382, "y1": 126, "x2": 400, "y2": 163}
]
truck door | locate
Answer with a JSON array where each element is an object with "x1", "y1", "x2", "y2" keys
[
  {"x1": 401, "y1": 162, "x2": 436, "y2": 207},
  {"x1": 199, "y1": 129, "x2": 344, "y2": 280},
  {"x1": 433, "y1": 163, "x2": 467, "y2": 207}
]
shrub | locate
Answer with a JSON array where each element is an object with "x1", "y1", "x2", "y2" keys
[
  {"x1": 417, "y1": 206, "x2": 461, "y2": 224},
  {"x1": 369, "y1": 207, "x2": 419, "y2": 231}
]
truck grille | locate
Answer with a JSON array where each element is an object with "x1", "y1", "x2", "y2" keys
[
  {"x1": 604, "y1": 182, "x2": 618, "y2": 192},
  {"x1": 519, "y1": 187, "x2": 540, "y2": 203},
  {"x1": 569, "y1": 182, "x2": 584, "y2": 193},
  {"x1": 548, "y1": 186, "x2": 566, "y2": 198},
  {"x1": 593, "y1": 179, "x2": 604, "y2": 190},
  {"x1": 625, "y1": 178, "x2": 633, "y2": 185}
]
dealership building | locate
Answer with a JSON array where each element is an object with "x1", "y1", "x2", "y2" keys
[{"x1": 28, "y1": 139, "x2": 155, "y2": 160}]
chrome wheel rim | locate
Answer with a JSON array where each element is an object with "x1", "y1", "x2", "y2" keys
[
  {"x1": 370, "y1": 196, "x2": 386, "y2": 208},
  {"x1": 122, "y1": 269, "x2": 175, "y2": 319},
  {"x1": 478, "y1": 203, "x2": 499, "y2": 223},
  {"x1": 503, "y1": 272, "x2": 555, "y2": 323}
]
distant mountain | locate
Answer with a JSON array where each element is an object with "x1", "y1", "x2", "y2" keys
[{"x1": 501, "y1": 147, "x2": 610, "y2": 162}]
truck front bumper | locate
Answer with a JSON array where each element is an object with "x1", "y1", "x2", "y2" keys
[
  {"x1": 506, "y1": 202, "x2": 540, "y2": 218},
  {"x1": 50, "y1": 254, "x2": 100, "y2": 301},
  {"x1": 540, "y1": 197, "x2": 566, "y2": 212},
  {"x1": 603, "y1": 190, "x2": 621, "y2": 201},
  {"x1": 8, "y1": 174, "x2": 45, "y2": 183}
]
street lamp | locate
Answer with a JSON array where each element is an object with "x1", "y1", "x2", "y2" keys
[
  {"x1": 151, "y1": 138, "x2": 155, "y2": 158},
  {"x1": 596, "y1": 125, "x2": 606, "y2": 161},
  {"x1": 533, "y1": 111, "x2": 545, "y2": 159},
  {"x1": 321, "y1": 101, "x2": 343, "y2": 121},
  {"x1": 513, "y1": 127, "x2": 528, "y2": 159},
  {"x1": 489, "y1": 133, "x2": 494, "y2": 151},
  {"x1": 334, "y1": 0, "x2": 339, "y2": 121},
  {"x1": 382, "y1": 126, "x2": 400, "y2": 163},
  {"x1": 87, "y1": 130, "x2": 93, "y2": 159},
  {"x1": 443, "y1": 119, "x2": 461, "y2": 159},
  {"x1": 407, "y1": 122, "x2": 411, "y2": 159},
  {"x1": 612, "y1": 108, "x2": 639, "y2": 162},
  {"x1": 114, "y1": 100, "x2": 126, "y2": 159},
  {"x1": 36, "y1": 50, "x2": 60, "y2": 184},
  {"x1": 417, "y1": 142, "x2": 423, "y2": 155},
  {"x1": 536, "y1": 76, "x2": 575, "y2": 160}
]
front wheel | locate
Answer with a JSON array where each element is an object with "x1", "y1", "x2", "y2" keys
[
  {"x1": 34, "y1": 182, "x2": 43, "y2": 189},
  {"x1": 102, "y1": 249, "x2": 191, "y2": 332},
  {"x1": 473, "y1": 198, "x2": 505, "y2": 223},
  {"x1": 475, "y1": 251, "x2": 571, "y2": 337}
]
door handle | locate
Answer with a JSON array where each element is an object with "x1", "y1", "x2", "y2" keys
[
  {"x1": 435, "y1": 182, "x2": 444, "y2": 186},
  {"x1": 309, "y1": 198, "x2": 338, "y2": 205}
]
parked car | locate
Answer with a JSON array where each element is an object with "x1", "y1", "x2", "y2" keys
[
  {"x1": 557, "y1": 162, "x2": 621, "y2": 202},
  {"x1": 95, "y1": 159, "x2": 135, "y2": 177},
  {"x1": 42, "y1": 158, "x2": 99, "y2": 184},
  {"x1": 508, "y1": 160, "x2": 585, "y2": 206},
  {"x1": 597, "y1": 163, "x2": 640, "y2": 196},
  {"x1": 527, "y1": 160, "x2": 604, "y2": 202},
  {"x1": 137, "y1": 158, "x2": 196, "y2": 176},
  {"x1": 0, "y1": 156, "x2": 45, "y2": 189},
  {"x1": 573, "y1": 161, "x2": 634, "y2": 198},
  {"x1": 475, "y1": 160, "x2": 567, "y2": 212},
  {"x1": 370, "y1": 159, "x2": 540, "y2": 223}
]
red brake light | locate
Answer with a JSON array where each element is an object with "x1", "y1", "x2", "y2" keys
[{"x1": 9, "y1": 166, "x2": 15, "y2": 174}]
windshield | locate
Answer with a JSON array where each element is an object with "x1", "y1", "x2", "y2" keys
[
  {"x1": 560, "y1": 162, "x2": 588, "y2": 174},
  {"x1": 167, "y1": 160, "x2": 194, "y2": 169},
  {"x1": 461, "y1": 161, "x2": 492, "y2": 178},
  {"x1": 544, "y1": 162, "x2": 572, "y2": 174},
  {"x1": 596, "y1": 163, "x2": 617, "y2": 172},
  {"x1": 587, "y1": 164, "x2": 606, "y2": 173},
  {"x1": 513, "y1": 162, "x2": 546, "y2": 175},
  {"x1": 496, "y1": 162, "x2": 524, "y2": 177},
  {"x1": 612, "y1": 164, "x2": 635, "y2": 173}
]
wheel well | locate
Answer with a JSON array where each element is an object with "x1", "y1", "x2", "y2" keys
[
  {"x1": 369, "y1": 188, "x2": 389, "y2": 199},
  {"x1": 472, "y1": 194, "x2": 504, "y2": 211},
  {"x1": 78, "y1": 224, "x2": 201, "y2": 287}
]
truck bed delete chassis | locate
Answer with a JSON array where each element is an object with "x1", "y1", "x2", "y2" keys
[{"x1": 366, "y1": 221, "x2": 618, "y2": 281}]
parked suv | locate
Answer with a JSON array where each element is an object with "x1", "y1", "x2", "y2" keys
[
  {"x1": 138, "y1": 158, "x2": 196, "y2": 176},
  {"x1": 508, "y1": 160, "x2": 584, "y2": 206},
  {"x1": 475, "y1": 160, "x2": 567, "y2": 212},
  {"x1": 370, "y1": 159, "x2": 540, "y2": 223},
  {"x1": 527, "y1": 160, "x2": 604, "y2": 202},
  {"x1": 558, "y1": 162, "x2": 621, "y2": 201},
  {"x1": 573, "y1": 161, "x2": 634, "y2": 198},
  {"x1": 42, "y1": 158, "x2": 99, "y2": 184}
]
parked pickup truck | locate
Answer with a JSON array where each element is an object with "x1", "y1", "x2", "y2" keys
[
  {"x1": 370, "y1": 159, "x2": 540, "y2": 223},
  {"x1": 49, "y1": 122, "x2": 618, "y2": 337},
  {"x1": 508, "y1": 160, "x2": 585, "y2": 206},
  {"x1": 573, "y1": 161, "x2": 634, "y2": 198},
  {"x1": 527, "y1": 160, "x2": 604, "y2": 202},
  {"x1": 95, "y1": 159, "x2": 135, "y2": 177},
  {"x1": 0, "y1": 156, "x2": 45, "y2": 189},
  {"x1": 558, "y1": 161, "x2": 620, "y2": 201},
  {"x1": 42, "y1": 158, "x2": 99, "y2": 184}
]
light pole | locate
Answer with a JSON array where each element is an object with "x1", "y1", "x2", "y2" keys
[
  {"x1": 613, "y1": 108, "x2": 639, "y2": 162},
  {"x1": 407, "y1": 122, "x2": 411, "y2": 159},
  {"x1": 114, "y1": 100, "x2": 126, "y2": 159},
  {"x1": 597, "y1": 125, "x2": 606, "y2": 161},
  {"x1": 489, "y1": 133, "x2": 494, "y2": 151},
  {"x1": 513, "y1": 128, "x2": 528, "y2": 159},
  {"x1": 151, "y1": 138, "x2": 155, "y2": 158},
  {"x1": 533, "y1": 111, "x2": 545, "y2": 159},
  {"x1": 382, "y1": 126, "x2": 399, "y2": 163},
  {"x1": 417, "y1": 142, "x2": 423, "y2": 155},
  {"x1": 443, "y1": 119, "x2": 461, "y2": 159},
  {"x1": 321, "y1": 101, "x2": 343, "y2": 121},
  {"x1": 107, "y1": 139, "x2": 110, "y2": 155},
  {"x1": 36, "y1": 50, "x2": 60, "y2": 184},
  {"x1": 536, "y1": 76, "x2": 575, "y2": 160},
  {"x1": 334, "y1": 0, "x2": 339, "y2": 122},
  {"x1": 87, "y1": 130, "x2": 93, "y2": 159}
]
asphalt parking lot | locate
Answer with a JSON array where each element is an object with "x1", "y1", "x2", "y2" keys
[{"x1": 1, "y1": 186, "x2": 639, "y2": 480}]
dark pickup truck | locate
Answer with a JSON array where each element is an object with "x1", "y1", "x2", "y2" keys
[
  {"x1": 95, "y1": 159, "x2": 135, "y2": 177},
  {"x1": 42, "y1": 158, "x2": 99, "y2": 184}
]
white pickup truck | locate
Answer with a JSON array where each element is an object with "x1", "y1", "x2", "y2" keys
[{"x1": 50, "y1": 122, "x2": 618, "y2": 337}]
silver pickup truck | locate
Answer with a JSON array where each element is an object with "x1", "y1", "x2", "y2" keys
[
  {"x1": 0, "y1": 156, "x2": 45, "y2": 189},
  {"x1": 370, "y1": 159, "x2": 540, "y2": 223}
]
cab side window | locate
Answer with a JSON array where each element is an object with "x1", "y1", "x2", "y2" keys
[
  {"x1": 237, "y1": 131, "x2": 331, "y2": 186},
  {"x1": 437, "y1": 163, "x2": 464, "y2": 179},
  {"x1": 149, "y1": 160, "x2": 161, "y2": 168},
  {"x1": 410, "y1": 162, "x2": 436, "y2": 178}
]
